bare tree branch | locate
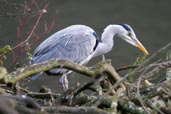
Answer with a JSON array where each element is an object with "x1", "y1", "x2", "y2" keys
[{"x1": 2, "y1": 59, "x2": 123, "y2": 90}]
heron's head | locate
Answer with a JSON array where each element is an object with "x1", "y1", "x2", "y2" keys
[{"x1": 117, "y1": 24, "x2": 149, "y2": 55}]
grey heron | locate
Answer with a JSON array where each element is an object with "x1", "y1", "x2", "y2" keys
[{"x1": 30, "y1": 24, "x2": 149, "y2": 90}]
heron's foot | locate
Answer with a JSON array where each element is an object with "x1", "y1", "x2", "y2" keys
[{"x1": 59, "y1": 74, "x2": 69, "y2": 91}]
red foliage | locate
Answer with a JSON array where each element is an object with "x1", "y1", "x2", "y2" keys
[{"x1": 0, "y1": 0, "x2": 57, "y2": 69}]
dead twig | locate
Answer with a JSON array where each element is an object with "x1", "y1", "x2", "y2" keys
[
  {"x1": 136, "y1": 75, "x2": 151, "y2": 114},
  {"x1": 116, "y1": 65, "x2": 139, "y2": 72}
]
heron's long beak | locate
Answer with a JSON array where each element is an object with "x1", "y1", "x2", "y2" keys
[{"x1": 135, "y1": 40, "x2": 149, "y2": 55}]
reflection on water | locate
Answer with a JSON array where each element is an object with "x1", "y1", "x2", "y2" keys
[{"x1": 0, "y1": 0, "x2": 171, "y2": 92}]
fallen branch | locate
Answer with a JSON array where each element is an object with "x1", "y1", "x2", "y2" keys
[{"x1": 2, "y1": 59, "x2": 123, "y2": 89}]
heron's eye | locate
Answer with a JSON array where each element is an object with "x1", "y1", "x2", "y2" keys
[{"x1": 127, "y1": 32, "x2": 132, "y2": 37}]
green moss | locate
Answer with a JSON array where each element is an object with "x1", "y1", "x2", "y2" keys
[{"x1": 0, "y1": 45, "x2": 12, "y2": 54}]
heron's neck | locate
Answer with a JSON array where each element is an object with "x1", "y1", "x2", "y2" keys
[{"x1": 93, "y1": 25, "x2": 120, "y2": 57}]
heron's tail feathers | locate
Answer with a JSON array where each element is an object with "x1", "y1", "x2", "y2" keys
[{"x1": 30, "y1": 72, "x2": 43, "y2": 80}]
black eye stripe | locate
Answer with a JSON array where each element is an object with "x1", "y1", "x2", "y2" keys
[{"x1": 118, "y1": 24, "x2": 131, "y2": 31}]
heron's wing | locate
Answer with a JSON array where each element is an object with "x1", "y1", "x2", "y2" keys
[{"x1": 31, "y1": 26, "x2": 99, "y2": 74}]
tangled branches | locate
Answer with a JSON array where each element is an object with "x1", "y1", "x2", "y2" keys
[{"x1": 0, "y1": 47, "x2": 171, "y2": 114}]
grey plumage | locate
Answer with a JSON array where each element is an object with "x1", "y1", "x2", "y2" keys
[{"x1": 30, "y1": 25, "x2": 99, "y2": 78}]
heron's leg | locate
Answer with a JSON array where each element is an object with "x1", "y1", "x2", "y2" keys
[
  {"x1": 59, "y1": 74, "x2": 68, "y2": 91},
  {"x1": 102, "y1": 55, "x2": 106, "y2": 61}
]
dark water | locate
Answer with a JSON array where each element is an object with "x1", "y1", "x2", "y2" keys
[{"x1": 0, "y1": 0, "x2": 171, "y2": 92}]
